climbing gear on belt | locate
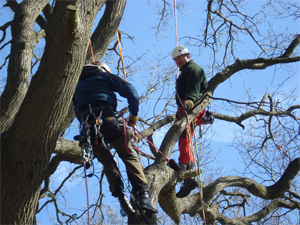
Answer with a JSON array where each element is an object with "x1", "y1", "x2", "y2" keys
[
  {"x1": 74, "y1": 110, "x2": 104, "y2": 179},
  {"x1": 77, "y1": 120, "x2": 96, "y2": 178}
]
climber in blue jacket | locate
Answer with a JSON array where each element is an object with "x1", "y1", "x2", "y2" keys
[{"x1": 73, "y1": 61, "x2": 157, "y2": 217}]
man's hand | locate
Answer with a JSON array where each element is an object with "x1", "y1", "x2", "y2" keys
[
  {"x1": 128, "y1": 115, "x2": 138, "y2": 127},
  {"x1": 183, "y1": 100, "x2": 194, "y2": 110}
]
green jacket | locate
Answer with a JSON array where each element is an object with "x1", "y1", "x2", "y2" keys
[{"x1": 176, "y1": 60, "x2": 208, "y2": 106}]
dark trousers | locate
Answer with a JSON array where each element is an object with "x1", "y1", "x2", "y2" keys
[{"x1": 79, "y1": 101, "x2": 148, "y2": 197}]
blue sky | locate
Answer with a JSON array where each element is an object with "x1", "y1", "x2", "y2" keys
[{"x1": 1, "y1": 0, "x2": 299, "y2": 224}]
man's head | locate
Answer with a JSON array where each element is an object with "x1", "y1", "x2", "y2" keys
[
  {"x1": 92, "y1": 60, "x2": 111, "y2": 73},
  {"x1": 172, "y1": 45, "x2": 190, "y2": 69}
]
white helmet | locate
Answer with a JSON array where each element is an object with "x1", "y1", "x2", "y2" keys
[
  {"x1": 172, "y1": 45, "x2": 190, "y2": 59},
  {"x1": 84, "y1": 61, "x2": 111, "y2": 73},
  {"x1": 92, "y1": 60, "x2": 111, "y2": 73}
]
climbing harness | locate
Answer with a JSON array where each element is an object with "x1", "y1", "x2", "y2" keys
[
  {"x1": 77, "y1": 110, "x2": 104, "y2": 179},
  {"x1": 79, "y1": 120, "x2": 95, "y2": 177}
]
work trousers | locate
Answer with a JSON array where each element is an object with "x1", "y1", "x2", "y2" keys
[{"x1": 177, "y1": 106, "x2": 206, "y2": 166}]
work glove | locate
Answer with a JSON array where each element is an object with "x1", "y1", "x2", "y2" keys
[
  {"x1": 128, "y1": 114, "x2": 138, "y2": 127},
  {"x1": 183, "y1": 100, "x2": 194, "y2": 110}
]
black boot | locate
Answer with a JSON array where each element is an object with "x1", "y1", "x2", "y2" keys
[
  {"x1": 118, "y1": 191, "x2": 135, "y2": 217},
  {"x1": 176, "y1": 178, "x2": 198, "y2": 198},
  {"x1": 138, "y1": 190, "x2": 158, "y2": 213},
  {"x1": 168, "y1": 159, "x2": 186, "y2": 171}
]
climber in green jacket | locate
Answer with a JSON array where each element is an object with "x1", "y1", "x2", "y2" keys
[{"x1": 169, "y1": 45, "x2": 208, "y2": 198}]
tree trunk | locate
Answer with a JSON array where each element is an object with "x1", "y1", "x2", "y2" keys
[{"x1": 1, "y1": 1, "x2": 126, "y2": 223}]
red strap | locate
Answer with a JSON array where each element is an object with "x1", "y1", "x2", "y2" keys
[
  {"x1": 121, "y1": 114, "x2": 169, "y2": 162},
  {"x1": 121, "y1": 113, "x2": 130, "y2": 154},
  {"x1": 132, "y1": 126, "x2": 169, "y2": 162}
]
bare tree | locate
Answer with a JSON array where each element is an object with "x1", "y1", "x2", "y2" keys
[{"x1": 1, "y1": 0, "x2": 299, "y2": 225}]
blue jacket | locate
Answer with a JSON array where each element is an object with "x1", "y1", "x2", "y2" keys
[{"x1": 73, "y1": 66, "x2": 139, "y2": 119}]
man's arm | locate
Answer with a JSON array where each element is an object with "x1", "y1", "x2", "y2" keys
[{"x1": 110, "y1": 74, "x2": 139, "y2": 116}]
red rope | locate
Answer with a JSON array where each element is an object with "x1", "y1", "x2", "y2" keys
[
  {"x1": 131, "y1": 126, "x2": 169, "y2": 162},
  {"x1": 132, "y1": 146, "x2": 156, "y2": 160},
  {"x1": 121, "y1": 114, "x2": 169, "y2": 162}
]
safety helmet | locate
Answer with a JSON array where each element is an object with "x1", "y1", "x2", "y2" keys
[
  {"x1": 92, "y1": 60, "x2": 111, "y2": 73},
  {"x1": 172, "y1": 45, "x2": 190, "y2": 59}
]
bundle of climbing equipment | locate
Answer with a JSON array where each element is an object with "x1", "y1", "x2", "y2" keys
[
  {"x1": 75, "y1": 111, "x2": 103, "y2": 179},
  {"x1": 79, "y1": 120, "x2": 94, "y2": 174}
]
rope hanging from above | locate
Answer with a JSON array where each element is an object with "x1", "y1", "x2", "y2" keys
[
  {"x1": 116, "y1": 30, "x2": 127, "y2": 81},
  {"x1": 173, "y1": 1, "x2": 207, "y2": 224},
  {"x1": 173, "y1": 0, "x2": 180, "y2": 78}
]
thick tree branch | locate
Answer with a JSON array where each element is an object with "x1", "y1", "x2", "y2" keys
[
  {"x1": 0, "y1": 0, "x2": 49, "y2": 133},
  {"x1": 203, "y1": 158, "x2": 300, "y2": 202},
  {"x1": 280, "y1": 34, "x2": 300, "y2": 58},
  {"x1": 89, "y1": 0, "x2": 127, "y2": 61},
  {"x1": 47, "y1": 137, "x2": 82, "y2": 178},
  {"x1": 207, "y1": 36, "x2": 300, "y2": 93},
  {"x1": 160, "y1": 158, "x2": 300, "y2": 224},
  {"x1": 206, "y1": 199, "x2": 300, "y2": 224}
]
